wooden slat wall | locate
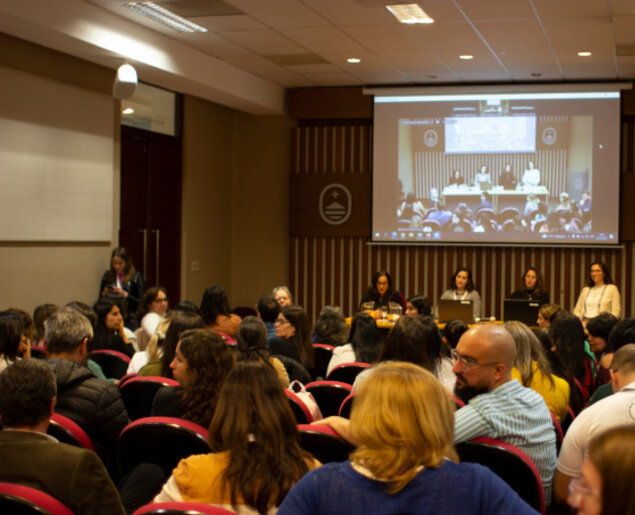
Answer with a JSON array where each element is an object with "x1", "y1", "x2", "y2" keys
[{"x1": 290, "y1": 121, "x2": 634, "y2": 325}]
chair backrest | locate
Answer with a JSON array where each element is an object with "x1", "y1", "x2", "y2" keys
[
  {"x1": 232, "y1": 306, "x2": 257, "y2": 319},
  {"x1": 119, "y1": 376, "x2": 179, "y2": 420},
  {"x1": 304, "y1": 381, "x2": 353, "y2": 418},
  {"x1": 285, "y1": 389, "x2": 313, "y2": 424},
  {"x1": 29, "y1": 345, "x2": 47, "y2": 359},
  {"x1": 133, "y1": 502, "x2": 236, "y2": 515},
  {"x1": 312, "y1": 344, "x2": 335, "y2": 380},
  {"x1": 297, "y1": 424, "x2": 355, "y2": 463},
  {"x1": 0, "y1": 482, "x2": 73, "y2": 515},
  {"x1": 118, "y1": 372, "x2": 138, "y2": 388},
  {"x1": 561, "y1": 406, "x2": 576, "y2": 435},
  {"x1": 90, "y1": 349, "x2": 131, "y2": 379},
  {"x1": 338, "y1": 393, "x2": 356, "y2": 419},
  {"x1": 48, "y1": 412, "x2": 95, "y2": 451},
  {"x1": 456, "y1": 437, "x2": 545, "y2": 514},
  {"x1": 550, "y1": 412, "x2": 564, "y2": 454},
  {"x1": 215, "y1": 331, "x2": 237, "y2": 345},
  {"x1": 118, "y1": 416, "x2": 210, "y2": 477},
  {"x1": 326, "y1": 363, "x2": 371, "y2": 385}
]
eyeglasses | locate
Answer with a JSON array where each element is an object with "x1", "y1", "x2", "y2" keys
[
  {"x1": 275, "y1": 295, "x2": 289, "y2": 302},
  {"x1": 567, "y1": 478, "x2": 599, "y2": 508},
  {"x1": 451, "y1": 349, "x2": 499, "y2": 372},
  {"x1": 275, "y1": 318, "x2": 289, "y2": 325}
]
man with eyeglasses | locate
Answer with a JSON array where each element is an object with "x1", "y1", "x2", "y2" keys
[
  {"x1": 553, "y1": 344, "x2": 635, "y2": 507},
  {"x1": 452, "y1": 324, "x2": 556, "y2": 502}
]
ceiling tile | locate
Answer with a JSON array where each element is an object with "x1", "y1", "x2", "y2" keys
[
  {"x1": 305, "y1": 0, "x2": 395, "y2": 26},
  {"x1": 320, "y1": 51, "x2": 399, "y2": 72},
  {"x1": 279, "y1": 26, "x2": 366, "y2": 53},
  {"x1": 507, "y1": 66, "x2": 564, "y2": 80},
  {"x1": 341, "y1": 24, "x2": 425, "y2": 51},
  {"x1": 221, "y1": 0, "x2": 329, "y2": 28},
  {"x1": 281, "y1": 62, "x2": 342, "y2": 74},
  {"x1": 409, "y1": 21, "x2": 485, "y2": 49},
  {"x1": 180, "y1": 32, "x2": 253, "y2": 57},
  {"x1": 455, "y1": 0, "x2": 536, "y2": 20},
  {"x1": 220, "y1": 53, "x2": 288, "y2": 74},
  {"x1": 552, "y1": 45, "x2": 616, "y2": 66},
  {"x1": 376, "y1": 49, "x2": 447, "y2": 69},
  {"x1": 533, "y1": 0, "x2": 610, "y2": 18},
  {"x1": 187, "y1": 14, "x2": 266, "y2": 31},
  {"x1": 541, "y1": 17, "x2": 615, "y2": 46},
  {"x1": 562, "y1": 63, "x2": 618, "y2": 79},
  {"x1": 302, "y1": 72, "x2": 363, "y2": 86},
  {"x1": 474, "y1": 20, "x2": 549, "y2": 50},
  {"x1": 613, "y1": 16, "x2": 635, "y2": 44},
  {"x1": 219, "y1": 29, "x2": 307, "y2": 54},
  {"x1": 497, "y1": 47, "x2": 559, "y2": 68},
  {"x1": 454, "y1": 68, "x2": 511, "y2": 81},
  {"x1": 430, "y1": 46, "x2": 503, "y2": 68}
]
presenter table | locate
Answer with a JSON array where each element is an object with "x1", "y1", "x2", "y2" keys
[{"x1": 442, "y1": 185, "x2": 549, "y2": 212}]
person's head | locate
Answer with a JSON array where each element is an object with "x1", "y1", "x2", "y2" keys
[
  {"x1": 208, "y1": 361, "x2": 310, "y2": 512},
  {"x1": 586, "y1": 313, "x2": 619, "y2": 355},
  {"x1": 272, "y1": 286, "x2": 293, "y2": 308},
  {"x1": 450, "y1": 267, "x2": 474, "y2": 292},
  {"x1": 172, "y1": 300, "x2": 199, "y2": 315},
  {"x1": 480, "y1": 191, "x2": 491, "y2": 203},
  {"x1": 45, "y1": 307, "x2": 93, "y2": 359},
  {"x1": 406, "y1": 295, "x2": 431, "y2": 317},
  {"x1": 549, "y1": 312, "x2": 587, "y2": 381},
  {"x1": 93, "y1": 299, "x2": 123, "y2": 332},
  {"x1": 521, "y1": 266, "x2": 544, "y2": 293},
  {"x1": 378, "y1": 316, "x2": 440, "y2": 372},
  {"x1": 371, "y1": 270, "x2": 392, "y2": 297},
  {"x1": 607, "y1": 318, "x2": 635, "y2": 353},
  {"x1": 505, "y1": 163, "x2": 511, "y2": 172},
  {"x1": 569, "y1": 426, "x2": 635, "y2": 515},
  {"x1": 350, "y1": 362, "x2": 457, "y2": 493},
  {"x1": 609, "y1": 344, "x2": 635, "y2": 392},
  {"x1": 0, "y1": 312, "x2": 26, "y2": 361},
  {"x1": 276, "y1": 305, "x2": 313, "y2": 369},
  {"x1": 349, "y1": 313, "x2": 383, "y2": 364},
  {"x1": 528, "y1": 160, "x2": 535, "y2": 169},
  {"x1": 237, "y1": 316, "x2": 268, "y2": 354},
  {"x1": 137, "y1": 287, "x2": 169, "y2": 319},
  {"x1": 560, "y1": 191, "x2": 570, "y2": 203},
  {"x1": 159, "y1": 311, "x2": 205, "y2": 378},
  {"x1": 537, "y1": 303, "x2": 561, "y2": 329},
  {"x1": 171, "y1": 329, "x2": 235, "y2": 427},
  {"x1": 0, "y1": 359, "x2": 56, "y2": 429},
  {"x1": 312, "y1": 305, "x2": 348, "y2": 347},
  {"x1": 66, "y1": 301, "x2": 97, "y2": 329},
  {"x1": 4, "y1": 308, "x2": 34, "y2": 344},
  {"x1": 454, "y1": 169, "x2": 461, "y2": 178},
  {"x1": 110, "y1": 246, "x2": 134, "y2": 276},
  {"x1": 504, "y1": 320, "x2": 553, "y2": 386},
  {"x1": 199, "y1": 285, "x2": 232, "y2": 324},
  {"x1": 452, "y1": 324, "x2": 516, "y2": 403},
  {"x1": 257, "y1": 294, "x2": 280, "y2": 323},
  {"x1": 586, "y1": 261, "x2": 614, "y2": 287},
  {"x1": 33, "y1": 304, "x2": 59, "y2": 343},
  {"x1": 480, "y1": 164, "x2": 488, "y2": 173},
  {"x1": 442, "y1": 319, "x2": 469, "y2": 351}
]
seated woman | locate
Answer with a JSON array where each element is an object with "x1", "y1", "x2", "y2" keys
[
  {"x1": 135, "y1": 287, "x2": 169, "y2": 349},
  {"x1": 200, "y1": 286, "x2": 241, "y2": 338},
  {"x1": 0, "y1": 311, "x2": 29, "y2": 373},
  {"x1": 522, "y1": 160, "x2": 540, "y2": 187},
  {"x1": 448, "y1": 169, "x2": 465, "y2": 186},
  {"x1": 537, "y1": 303, "x2": 561, "y2": 329},
  {"x1": 151, "y1": 328, "x2": 235, "y2": 427},
  {"x1": 33, "y1": 303, "x2": 59, "y2": 349},
  {"x1": 99, "y1": 247, "x2": 145, "y2": 321},
  {"x1": 279, "y1": 362, "x2": 536, "y2": 515},
  {"x1": 499, "y1": 164, "x2": 517, "y2": 189},
  {"x1": 586, "y1": 313, "x2": 619, "y2": 387},
  {"x1": 510, "y1": 266, "x2": 550, "y2": 305},
  {"x1": 439, "y1": 267, "x2": 482, "y2": 320},
  {"x1": 573, "y1": 261, "x2": 621, "y2": 320},
  {"x1": 92, "y1": 299, "x2": 135, "y2": 357},
  {"x1": 505, "y1": 321, "x2": 570, "y2": 422},
  {"x1": 326, "y1": 313, "x2": 383, "y2": 376},
  {"x1": 236, "y1": 316, "x2": 289, "y2": 388},
  {"x1": 405, "y1": 295, "x2": 432, "y2": 318},
  {"x1": 270, "y1": 305, "x2": 315, "y2": 376},
  {"x1": 312, "y1": 305, "x2": 349, "y2": 347},
  {"x1": 474, "y1": 164, "x2": 491, "y2": 186},
  {"x1": 155, "y1": 361, "x2": 319, "y2": 511},
  {"x1": 359, "y1": 270, "x2": 403, "y2": 313}
]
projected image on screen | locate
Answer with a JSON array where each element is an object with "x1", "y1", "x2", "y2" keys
[{"x1": 371, "y1": 88, "x2": 621, "y2": 246}]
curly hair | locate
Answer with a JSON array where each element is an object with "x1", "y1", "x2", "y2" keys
[
  {"x1": 177, "y1": 329, "x2": 235, "y2": 427},
  {"x1": 312, "y1": 305, "x2": 349, "y2": 347}
]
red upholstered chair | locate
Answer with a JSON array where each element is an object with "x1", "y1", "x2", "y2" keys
[
  {"x1": 312, "y1": 343, "x2": 335, "y2": 380},
  {"x1": 0, "y1": 482, "x2": 73, "y2": 515},
  {"x1": 215, "y1": 331, "x2": 237, "y2": 345},
  {"x1": 561, "y1": 406, "x2": 576, "y2": 435},
  {"x1": 285, "y1": 389, "x2": 313, "y2": 424},
  {"x1": 338, "y1": 393, "x2": 356, "y2": 419},
  {"x1": 305, "y1": 381, "x2": 353, "y2": 418},
  {"x1": 550, "y1": 412, "x2": 564, "y2": 454},
  {"x1": 118, "y1": 372, "x2": 138, "y2": 387},
  {"x1": 297, "y1": 424, "x2": 355, "y2": 463},
  {"x1": 90, "y1": 349, "x2": 131, "y2": 380},
  {"x1": 133, "y1": 502, "x2": 235, "y2": 515},
  {"x1": 119, "y1": 376, "x2": 179, "y2": 420},
  {"x1": 455, "y1": 437, "x2": 545, "y2": 514},
  {"x1": 118, "y1": 417, "x2": 210, "y2": 477},
  {"x1": 48, "y1": 412, "x2": 95, "y2": 451},
  {"x1": 326, "y1": 362, "x2": 371, "y2": 385},
  {"x1": 451, "y1": 394, "x2": 466, "y2": 409}
]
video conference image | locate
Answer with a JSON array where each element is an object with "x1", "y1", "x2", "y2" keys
[{"x1": 371, "y1": 88, "x2": 621, "y2": 246}]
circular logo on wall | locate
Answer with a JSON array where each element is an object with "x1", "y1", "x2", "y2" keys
[
  {"x1": 542, "y1": 127, "x2": 557, "y2": 145},
  {"x1": 424, "y1": 129, "x2": 438, "y2": 147},
  {"x1": 319, "y1": 183, "x2": 352, "y2": 225}
]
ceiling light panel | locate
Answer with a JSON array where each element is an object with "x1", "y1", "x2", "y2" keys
[
  {"x1": 386, "y1": 3, "x2": 434, "y2": 24},
  {"x1": 123, "y1": 2, "x2": 209, "y2": 32}
]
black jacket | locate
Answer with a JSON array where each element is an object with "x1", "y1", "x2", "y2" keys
[
  {"x1": 510, "y1": 289, "x2": 550, "y2": 306},
  {"x1": 46, "y1": 358, "x2": 130, "y2": 475},
  {"x1": 99, "y1": 270, "x2": 145, "y2": 316}
]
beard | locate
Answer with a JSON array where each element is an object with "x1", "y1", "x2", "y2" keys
[{"x1": 454, "y1": 376, "x2": 490, "y2": 404}]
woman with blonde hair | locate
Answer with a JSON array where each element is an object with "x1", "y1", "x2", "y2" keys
[
  {"x1": 280, "y1": 362, "x2": 536, "y2": 514},
  {"x1": 505, "y1": 321, "x2": 570, "y2": 422}
]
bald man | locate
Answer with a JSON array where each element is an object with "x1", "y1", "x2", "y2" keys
[{"x1": 453, "y1": 325, "x2": 557, "y2": 502}]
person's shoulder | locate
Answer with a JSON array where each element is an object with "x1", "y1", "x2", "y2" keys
[{"x1": 332, "y1": 343, "x2": 353, "y2": 356}]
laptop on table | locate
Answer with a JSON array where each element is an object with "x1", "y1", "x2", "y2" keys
[
  {"x1": 437, "y1": 299, "x2": 474, "y2": 324},
  {"x1": 503, "y1": 299, "x2": 541, "y2": 327}
]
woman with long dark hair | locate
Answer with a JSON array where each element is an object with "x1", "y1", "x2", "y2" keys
[
  {"x1": 99, "y1": 247, "x2": 145, "y2": 316},
  {"x1": 573, "y1": 261, "x2": 621, "y2": 320},
  {"x1": 270, "y1": 305, "x2": 315, "y2": 373},
  {"x1": 155, "y1": 361, "x2": 318, "y2": 512},
  {"x1": 200, "y1": 285, "x2": 241, "y2": 338},
  {"x1": 92, "y1": 299, "x2": 135, "y2": 357},
  {"x1": 326, "y1": 312, "x2": 383, "y2": 376},
  {"x1": 359, "y1": 270, "x2": 403, "y2": 312},
  {"x1": 312, "y1": 305, "x2": 349, "y2": 347},
  {"x1": 510, "y1": 266, "x2": 550, "y2": 305},
  {"x1": 0, "y1": 311, "x2": 28, "y2": 373}
]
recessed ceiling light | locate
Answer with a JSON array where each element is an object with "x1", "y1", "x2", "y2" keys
[
  {"x1": 459, "y1": 55, "x2": 473, "y2": 60},
  {"x1": 386, "y1": 4, "x2": 434, "y2": 24},
  {"x1": 347, "y1": 58, "x2": 361, "y2": 64},
  {"x1": 577, "y1": 51, "x2": 592, "y2": 57},
  {"x1": 122, "y1": 107, "x2": 135, "y2": 115},
  {"x1": 123, "y1": 2, "x2": 208, "y2": 33}
]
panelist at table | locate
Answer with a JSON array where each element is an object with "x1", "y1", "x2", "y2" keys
[
  {"x1": 510, "y1": 266, "x2": 550, "y2": 305},
  {"x1": 359, "y1": 271, "x2": 403, "y2": 312},
  {"x1": 522, "y1": 160, "x2": 540, "y2": 187},
  {"x1": 474, "y1": 164, "x2": 491, "y2": 187},
  {"x1": 439, "y1": 267, "x2": 481, "y2": 319},
  {"x1": 498, "y1": 164, "x2": 517, "y2": 190}
]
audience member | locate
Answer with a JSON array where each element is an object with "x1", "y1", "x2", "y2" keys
[
  {"x1": 171, "y1": 300, "x2": 199, "y2": 314},
  {"x1": 442, "y1": 319, "x2": 468, "y2": 352},
  {"x1": 0, "y1": 359, "x2": 125, "y2": 514},
  {"x1": 92, "y1": 299, "x2": 134, "y2": 357},
  {"x1": 440, "y1": 267, "x2": 482, "y2": 319},
  {"x1": 553, "y1": 344, "x2": 635, "y2": 505},
  {"x1": 586, "y1": 313, "x2": 619, "y2": 386},
  {"x1": 200, "y1": 285, "x2": 241, "y2": 338},
  {"x1": 45, "y1": 307, "x2": 129, "y2": 475},
  {"x1": 99, "y1": 246, "x2": 145, "y2": 318},
  {"x1": 510, "y1": 266, "x2": 550, "y2": 305},
  {"x1": 270, "y1": 305, "x2": 315, "y2": 374},
  {"x1": 135, "y1": 287, "x2": 169, "y2": 347},
  {"x1": 128, "y1": 316, "x2": 170, "y2": 374},
  {"x1": 152, "y1": 329, "x2": 235, "y2": 427},
  {"x1": 405, "y1": 294, "x2": 432, "y2": 317},
  {"x1": 273, "y1": 286, "x2": 293, "y2": 308},
  {"x1": 312, "y1": 305, "x2": 349, "y2": 347},
  {"x1": 359, "y1": 270, "x2": 403, "y2": 312},
  {"x1": 452, "y1": 324, "x2": 556, "y2": 501},
  {"x1": 326, "y1": 312, "x2": 382, "y2": 376},
  {"x1": 32, "y1": 303, "x2": 59, "y2": 348},
  {"x1": 286, "y1": 362, "x2": 537, "y2": 514},
  {"x1": 573, "y1": 261, "x2": 621, "y2": 320},
  {"x1": 0, "y1": 311, "x2": 28, "y2": 373},
  {"x1": 537, "y1": 303, "x2": 561, "y2": 329},
  {"x1": 257, "y1": 293, "x2": 280, "y2": 342},
  {"x1": 155, "y1": 361, "x2": 318, "y2": 510}
]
